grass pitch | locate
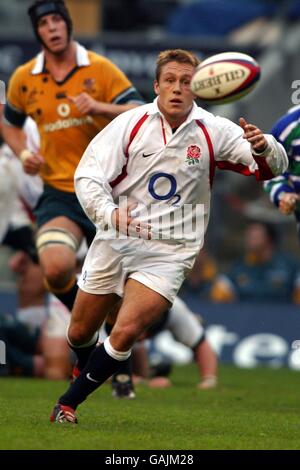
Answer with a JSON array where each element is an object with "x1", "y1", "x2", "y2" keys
[{"x1": 1, "y1": 364, "x2": 299, "y2": 450}]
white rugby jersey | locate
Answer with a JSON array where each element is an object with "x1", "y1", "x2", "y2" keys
[
  {"x1": 0, "y1": 117, "x2": 42, "y2": 241},
  {"x1": 75, "y1": 98, "x2": 287, "y2": 249},
  {"x1": 0, "y1": 118, "x2": 43, "y2": 208}
]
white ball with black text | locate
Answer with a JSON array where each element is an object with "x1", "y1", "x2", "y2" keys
[{"x1": 190, "y1": 52, "x2": 261, "y2": 104}]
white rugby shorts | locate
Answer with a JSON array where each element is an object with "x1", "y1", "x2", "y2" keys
[{"x1": 78, "y1": 237, "x2": 197, "y2": 303}]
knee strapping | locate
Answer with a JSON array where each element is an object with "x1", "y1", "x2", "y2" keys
[
  {"x1": 36, "y1": 228, "x2": 79, "y2": 255},
  {"x1": 44, "y1": 275, "x2": 77, "y2": 294},
  {"x1": 67, "y1": 331, "x2": 99, "y2": 349}
]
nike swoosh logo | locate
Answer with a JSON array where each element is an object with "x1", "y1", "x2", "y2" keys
[
  {"x1": 142, "y1": 152, "x2": 156, "y2": 158},
  {"x1": 86, "y1": 372, "x2": 101, "y2": 383}
]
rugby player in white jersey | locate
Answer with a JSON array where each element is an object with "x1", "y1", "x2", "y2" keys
[{"x1": 50, "y1": 49, "x2": 288, "y2": 423}]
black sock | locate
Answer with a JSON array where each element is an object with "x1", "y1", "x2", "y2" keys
[
  {"x1": 55, "y1": 282, "x2": 78, "y2": 311},
  {"x1": 104, "y1": 322, "x2": 132, "y2": 383},
  {"x1": 69, "y1": 334, "x2": 99, "y2": 371},
  {"x1": 58, "y1": 343, "x2": 126, "y2": 409}
]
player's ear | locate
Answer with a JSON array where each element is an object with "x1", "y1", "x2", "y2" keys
[{"x1": 154, "y1": 80, "x2": 159, "y2": 96}]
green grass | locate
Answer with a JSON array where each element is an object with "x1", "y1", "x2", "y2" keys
[{"x1": 1, "y1": 364, "x2": 300, "y2": 450}]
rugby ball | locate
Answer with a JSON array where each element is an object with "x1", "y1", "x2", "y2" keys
[{"x1": 190, "y1": 52, "x2": 260, "y2": 104}]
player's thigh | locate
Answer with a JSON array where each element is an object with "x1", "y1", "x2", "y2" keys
[{"x1": 70, "y1": 288, "x2": 120, "y2": 338}]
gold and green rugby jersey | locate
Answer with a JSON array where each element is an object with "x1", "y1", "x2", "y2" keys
[{"x1": 4, "y1": 42, "x2": 143, "y2": 192}]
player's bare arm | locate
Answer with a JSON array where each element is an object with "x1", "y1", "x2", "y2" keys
[
  {"x1": 2, "y1": 123, "x2": 45, "y2": 174},
  {"x1": 239, "y1": 117, "x2": 267, "y2": 153},
  {"x1": 1, "y1": 124, "x2": 27, "y2": 158},
  {"x1": 68, "y1": 93, "x2": 139, "y2": 119}
]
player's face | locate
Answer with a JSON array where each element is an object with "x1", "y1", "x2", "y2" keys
[
  {"x1": 245, "y1": 224, "x2": 270, "y2": 252},
  {"x1": 37, "y1": 13, "x2": 69, "y2": 54},
  {"x1": 154, "y1": 61, "x2": 195, "y2": 127}
]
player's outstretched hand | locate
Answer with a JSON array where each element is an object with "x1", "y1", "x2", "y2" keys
[{"x1": 239, "y1": 117, "x2": 267, "y2": 153}]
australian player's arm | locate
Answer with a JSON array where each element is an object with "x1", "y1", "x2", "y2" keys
[
  {"x1": 74, "y1": 112, "x2": 131, "y2": 231},
  {"x1": 93, "y1": 58, "x2": 145, "y2": 119},
  {"x1": 90, "y1": 95, "x2": 142, "y2": 120}
]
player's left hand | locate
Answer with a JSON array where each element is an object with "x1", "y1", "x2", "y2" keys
[
  {"x1": 68, "y1": 92, "x2": 98, "y2": 115},
  {"x1": 239, "y1": 117, "x2": 267, "y2": 153}
]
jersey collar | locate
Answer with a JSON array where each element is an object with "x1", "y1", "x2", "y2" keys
[
  {"x1": 148, "y1": 97, "x2": 207, "y2": 123},
  {"x1": 31, "y1": 42, "x2": 90, "y2": 75}
]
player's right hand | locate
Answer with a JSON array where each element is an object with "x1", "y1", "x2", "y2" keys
[
  {"x1": 68, "y1": 93, "x2": 98, "y2": 115},
  {"x1": 22, "y1": 152, "x2": 45, "y2": 175},
  {"x1": 111, "y1": 202, "x2": 152, "y2": 240},
  {"x1": 279, "y1": 192, "x2": 299, "y2": 215}
]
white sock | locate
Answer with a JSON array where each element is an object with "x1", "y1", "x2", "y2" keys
[{"x1": 104, "y1": 336, "x2": 131, "y2": 361}]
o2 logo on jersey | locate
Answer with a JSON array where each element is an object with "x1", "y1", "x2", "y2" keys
[
  {"x1": 148, "y1": 172, "x2": 181, "y2": 206},
  {"x1": 57, "y1": 103, "x2": 71, "y2": 118}
]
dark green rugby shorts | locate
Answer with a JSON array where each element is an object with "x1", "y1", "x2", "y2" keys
[{"x1": 34, "y1": 185, "x2": 96, "y2": 247}]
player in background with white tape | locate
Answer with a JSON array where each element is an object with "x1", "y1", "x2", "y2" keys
[{"x1": 0, "y1": 109, "x2": 74, "y2": 379}]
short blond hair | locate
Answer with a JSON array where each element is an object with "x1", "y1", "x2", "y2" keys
[{"x1": 156, "y1": 49, "x2": 200, "y2": 81}]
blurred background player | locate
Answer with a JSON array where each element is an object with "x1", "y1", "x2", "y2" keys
[
  {"x1": 183, "y1": 247, "x2": 219, "y2": 297},
  {"x1": 2, "y1": 0, "x2": 144, "y2": 316},
  {"x1": 128, "y1": 297, "x2": 217, "y2": 391},
  {"x1": 0, "y1": 104, "x2": 43, "y2": 376},
  {"x1": 0, "y1": 108, "x2": 73, "y2": 379},
  {"x1": 0, "y1": 109, "x2": 42, "y2": 252},
  {"x1": 264, "y1": 105, "x2": 300, "y2": 240},
  {"x1": 210, "y1": 221, "x2": 300, "y2": 303}
]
